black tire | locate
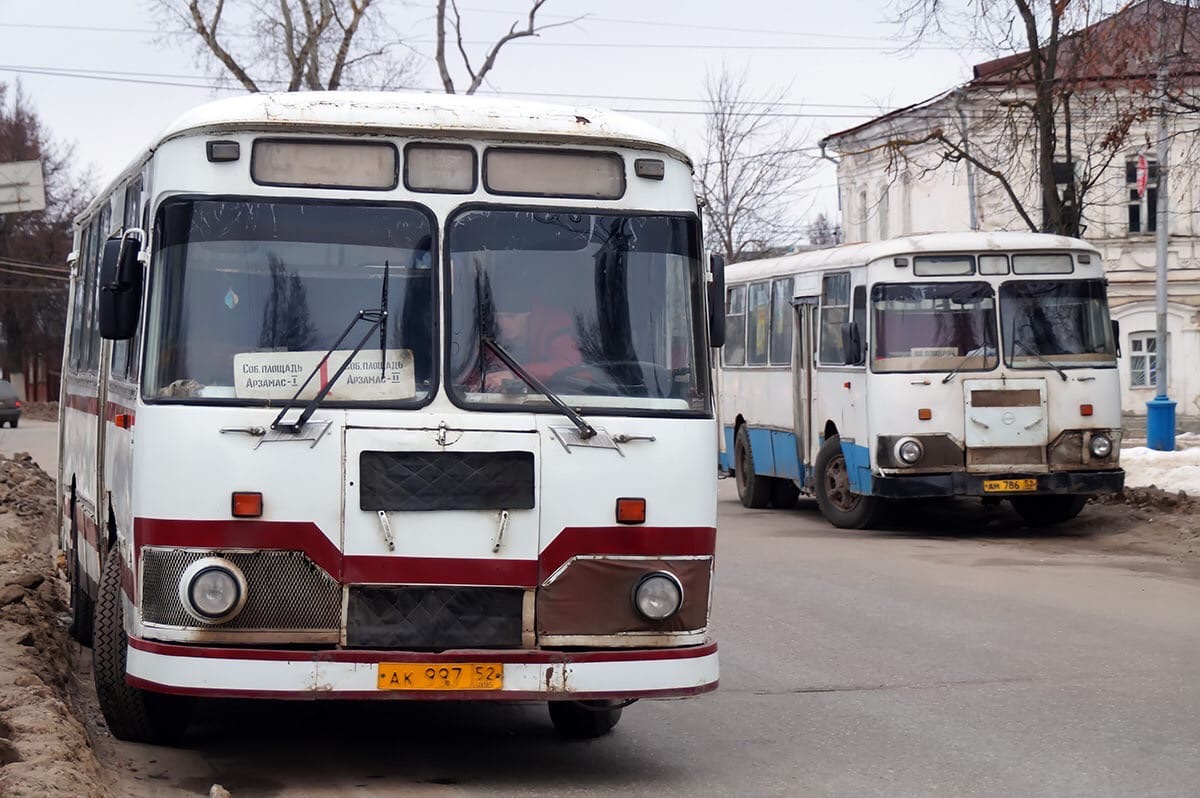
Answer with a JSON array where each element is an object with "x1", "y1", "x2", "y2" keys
[
  {"x1": 1010, "y1": 495, "x2": 1088, "y2": 526},
  {"x1": 814, "y1": 435, "x2": 883, "y2": 529},
  {"x1": 93, "y1": 544, "x2": 194, "y2": 744},
  {"x1": 548, "y1": 700, "x2": 623, "y2": 739},
  {"x1": 770, "y1": 478, "x2": 800, "y2": 509},
  {"x1": 67, "y1": 507, "x2": 94, "y2": 646},
  {"x1": 10, "y1": 418, "x2": 16, "y2": 428},
  {"x1": 734, "y1": 425, "x2": 771, "y2": 509}
]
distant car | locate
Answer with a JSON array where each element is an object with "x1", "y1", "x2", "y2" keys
[{"x1": 0, "y1": 380, "x2": 21, "y2": 428}]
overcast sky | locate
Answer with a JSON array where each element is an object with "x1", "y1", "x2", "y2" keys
[{"x1": 1, "y1": 0, "x2": 993, "y2": 233}]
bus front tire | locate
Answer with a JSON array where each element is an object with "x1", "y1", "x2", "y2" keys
[
  {"x1": 1010, "y1": 495, "x2": 1088, "y2": 526},
  {"x1": 814, "y1": 435, "x2": 882, "y2": 529},
  {"x1": 548, "y1": 700, "x2": 623, "y2": 739},
  {"x1": 93, "y1": 545, "x2": 193, "y2": 744},
  {"x1": 734, "y1": 426, "x2": 771, "y2": 509}
]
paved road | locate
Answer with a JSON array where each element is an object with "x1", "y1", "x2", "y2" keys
[
  {"x1": 67, "y1": 480, "x2": 1198, "y2": 797},
  {"x1": 0, "y1": 418, "x2": 58, "y2": 472}
]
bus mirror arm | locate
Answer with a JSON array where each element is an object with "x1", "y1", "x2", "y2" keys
[
  {"x1": 707, "y1": 254, "x2": 726, "y2": 349},
  {"x1": 1111, "y1": 319, "x2": 1121, "y2": 357}
]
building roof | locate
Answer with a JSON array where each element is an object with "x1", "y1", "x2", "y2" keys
[
  {"x1": 822, "y1": 0, "x2": 1199, "y2": 148},
  {"x1": 155, "y1": 91, "x2": 691, "y2": 163}
]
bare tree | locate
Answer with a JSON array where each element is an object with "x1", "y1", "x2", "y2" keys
[
  {"x1": 842, "y1": 0, "x2": 1189, "y2": 238},
  {"x1": 159, "y1": 0, "x2": 414, "y2": 92},
  {"x1": 160, "y1": 1, "x2": 580, "y2": 95},
  {"x1": 697, "y1": 67, "x2": 812, "y2": 262},
  {"x1": 806, "y1": 213, "x2": 841, "y2": 247},
  {"x1": 0, "y1": 82, "x2": 90, "y2": 399},
  {"x1": 434, "y1": 0, "x2": 583, "y2": 94}
]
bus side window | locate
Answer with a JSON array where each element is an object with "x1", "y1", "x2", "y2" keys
[
  {"x1": 818, "y1": 273, "x2": 850, "y2": 365},
  {"x1": 769, "y1": 276, "x2": 794, "y2": 365},
  {"x1": 723, "y1": 285, "x2": 746, "y2": 366},
  {"x1": 852, "y1": 285, "x2": 867, "y2": 364},
  {"x1": 746, "y1": 282, "x2": 770, "y2": 365}
]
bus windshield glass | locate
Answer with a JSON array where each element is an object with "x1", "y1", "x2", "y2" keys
[
  {"x1": 447, "y1": 209, "x2": 709, "y2": 414},
  {"x1": 145, "y1": 199, "x2": 434, "y2": 404},
  {"x1": 872, "y1": 282, "x2": 998, "y2": 373},
  {"x1": 1000, "y1": 279, "x2": 1116, "y2": 368}
]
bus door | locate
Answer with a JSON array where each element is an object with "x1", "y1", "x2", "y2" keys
[{"x1": 791, "y1": 296, "x2": 819, "y2": 489}]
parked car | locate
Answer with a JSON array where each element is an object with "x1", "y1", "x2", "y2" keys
[{"x1": 0, "y1": 380, "x2": 22, "y2": 428}]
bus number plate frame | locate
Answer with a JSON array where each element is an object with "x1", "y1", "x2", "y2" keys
[
  {"x1": 982, "y1": 478, "x2": 1038, "y2": 493},
  {"x1": 377, "y1": 663, "x2": 504, "y2": 691}
]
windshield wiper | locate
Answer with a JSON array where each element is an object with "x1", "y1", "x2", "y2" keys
[
  {"x1": 481, "y1": 336, "x2": 596, "y2": 439},
  {"x1": 1011, "y1": 339, "x2": 1068, "y2": 381},
  {"x1": 941, "y1": 352, "x2": 979, "y2": 384},
  {"x1": 272, "y1": 265, "x2": 390, "y2": 433}
]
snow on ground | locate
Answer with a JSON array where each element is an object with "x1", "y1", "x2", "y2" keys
[{"x1": 1121, "y1": 438, "x2": 1200, "y2": 495}]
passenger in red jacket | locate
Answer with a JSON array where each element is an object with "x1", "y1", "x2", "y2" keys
[{"x1": 484, "y1": 299, "x2": 583, "y2": 392}]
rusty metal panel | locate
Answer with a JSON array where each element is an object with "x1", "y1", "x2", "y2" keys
[{"x1": 966, "y1": 446, "x2": 1046, "y2": 467}]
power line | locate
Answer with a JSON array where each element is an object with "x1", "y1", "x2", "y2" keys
[
  {"x1": 0, "y1": 256, "x2": 68, "y2": 273},
  {"x1": 0, "y1": 266, "x2": 69, "y2": 282}
]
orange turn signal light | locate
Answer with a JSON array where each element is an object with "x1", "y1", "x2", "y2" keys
[
  {"x1": 615, "y1": 497, "x2": 647, "y2": 525},
  {"x1": 1080, "y1": 404, "x2": 1094, "y2": 416},
  {"x1": 114, "y1": 413, "x2": 134, "y2": 429},
  {"x1": 231, "y1": 491, "x2": 263, "y2": 518},
  {"x1": 918, "y1": 408, "x2": 932, "y2": 421}
]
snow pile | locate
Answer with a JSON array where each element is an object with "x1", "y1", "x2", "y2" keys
[{"x1": 1120, "y1": 444, "x2": 1200, "y2": 496}]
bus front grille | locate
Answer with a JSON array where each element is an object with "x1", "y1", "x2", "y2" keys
[{"x1": 140, "y1": 548, "x2": 341, "y2": 630}]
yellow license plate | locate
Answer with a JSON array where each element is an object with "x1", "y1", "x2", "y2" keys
[
  {"x1": 982, "y1": 478, "x2": 1038, "y2": 493},
  {"x1": 377, "y1": 662, "x2": 503, "y2": 691}
]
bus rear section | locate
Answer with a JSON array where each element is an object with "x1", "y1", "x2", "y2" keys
[
  {"x1": 57, "y1": 92, "x2": 722, "y2": 744},
  {"x1": 719, "y1": 234, "x2": 1125, "y2": 529}
]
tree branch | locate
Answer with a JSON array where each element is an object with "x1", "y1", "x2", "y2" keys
[{"x1": 187, "y1": 0, "x2": 261, "y2": 92}]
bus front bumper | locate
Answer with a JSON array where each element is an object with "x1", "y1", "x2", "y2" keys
[
  {"x1": 871, "y1": 469, "x2": 1125, "y2": 499},
  {"x1": 124, "y1": 637, "x2": 719, "y2": 701}
]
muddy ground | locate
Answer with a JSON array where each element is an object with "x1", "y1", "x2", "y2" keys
[{"x1": 0, "y1": 452, "x2": 1196, "y2": 797}]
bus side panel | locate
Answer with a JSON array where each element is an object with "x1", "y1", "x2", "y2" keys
[
  {"x1": 719, "y1": 426, "x2": 736, "y2": 472},
  {"x1": 770, "y1": 430, "x2": 801, "y2": 481}
]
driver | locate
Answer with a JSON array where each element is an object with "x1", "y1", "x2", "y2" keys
[{"x1": 483, "y1": 284, "x2": 583, "y2": 392}]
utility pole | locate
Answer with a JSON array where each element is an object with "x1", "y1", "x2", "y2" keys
[{"x1": 1147, "y1": 61, "x2": 1176, "y2": 451}]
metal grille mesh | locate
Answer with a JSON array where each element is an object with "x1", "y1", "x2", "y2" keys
[{"x1": 140, "y1": 548, "x2": 341, "y2": 630}]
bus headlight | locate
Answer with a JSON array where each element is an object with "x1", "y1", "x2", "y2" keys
[
  {"x1": 894, "y1": 437, "x2": 924, "y2": 466},
  {"x1": 178, "y1": 557, "x2": 247, "y2": 624},
  {"x1": 632, "y1": 571, "x2": 684, "y2": 621},
  {"x1": 1089, "y1": 434, "x2": 1113, "y2": 458}
]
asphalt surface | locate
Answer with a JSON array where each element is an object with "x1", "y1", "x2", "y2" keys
[
  {"x1": 2, "y1": 425, "x2": 1197, "y2": 796},
  {"x1": 0, "y1": 417, "x2": 57, "y2": 473}
]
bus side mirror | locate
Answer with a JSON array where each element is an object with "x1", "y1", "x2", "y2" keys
[
  {"x1": 708, "y1": 253, "x2": 726, "y2": 349},
  {"x1": 98, "y1": 231, "x2": 144, "y2": 340},
  {"x1": 841, "y1": 321, "x2": 863, "y2": 365},
  {"x1": 1111, "y1": 319, "x2": 1121, "y2": 357}
]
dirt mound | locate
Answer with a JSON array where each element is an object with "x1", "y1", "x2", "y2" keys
[
  {"x1": 1093, "y1": 485, "x2": 1197, "y2": 514},
  {"x1": 0, "y1": 454, "x2": 112, "y2": 797},
  {"x1": 17, "y1": 401, "x2": 58, "y2": 422}
]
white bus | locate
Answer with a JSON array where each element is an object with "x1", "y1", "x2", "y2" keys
[
  {"x1": 717, "y1": 232, "x2": 1124, "y2": 529},
  {"x1": 59, "y1": 92, "x2": 724, "y2": 743}
]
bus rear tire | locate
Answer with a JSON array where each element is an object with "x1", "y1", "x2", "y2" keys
[
  {"x1": 814, "y1": 435, "x2": 882, "y2": 529},
  {"x1": 734, "y1": 426, "x2": 771, "y2": 509},
  {"x1": 93, "y1": 545, "x2": 193, "y2": 744},
  {"x1": 1010, "y1": 495, "x2": 1088, "y2": 526},
  {"x1": 548, "y1": 700, "x2": 623, "y2": 739}
]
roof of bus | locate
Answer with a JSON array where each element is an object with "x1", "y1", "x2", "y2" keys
[
  {"x1": 155, "y1": 91, "x2": 691, "y2": 163},
  {"x1": 725, "y1": 231, "x2": 1101, "y2": 280}
]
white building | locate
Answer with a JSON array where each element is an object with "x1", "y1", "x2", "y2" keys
[{"x1": 821, "y1": 0, "x2": 1200, "y2": 418}]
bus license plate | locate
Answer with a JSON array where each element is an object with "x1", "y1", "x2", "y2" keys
[
  {"x1": 377, "y1": 663, "x2": 503, "y2": 691},
  {"x1": 982, "y1": 478, "x2": 1038, "y2": 493}
]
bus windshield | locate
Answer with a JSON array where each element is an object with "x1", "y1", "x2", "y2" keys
[
  {"x1": 447, "y1": 209, "x2": 709, "y2": 414},
  {"x1": 871, "y1": 282, "x2": 998, "y2": 373},
  {"x1": 145, "y1": 199, "x2": 435, "y2": 404},
  {"x1": 1000, "y1": 279, "x2": 1116, "y2": 368}
]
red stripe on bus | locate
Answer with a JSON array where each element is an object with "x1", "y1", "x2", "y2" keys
[
  {"x1": 62, "y1": 391, "x2": 135, "y2": 424},
  {"x1": 128, "y1": 636, "x2": 717, "y2": 664},
  {"x1": 133, "y1": 518, "x2": 717, "y2": 588}
]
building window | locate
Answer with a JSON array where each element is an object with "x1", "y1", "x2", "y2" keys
[
  {"x1": 1126, "y1": 157, "x2": 1158, "y2": 235},
  {"x1": 1129, "y1": 331, "x2": 1164, "y2": 387},
  {"x1": 878, "y1": 183, "x2": 890, "y2": 240},
  {"x1": 858, "y1": 189, "x2": 868, "y2": 242},
  {"x1": 723, "y1": 285, "x2": 746, "y2": 366}
]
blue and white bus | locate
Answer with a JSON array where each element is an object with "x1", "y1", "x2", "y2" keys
[{"x1": 717, "y1": 232, "x2": 1124, "y2": 528}]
